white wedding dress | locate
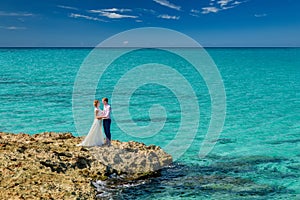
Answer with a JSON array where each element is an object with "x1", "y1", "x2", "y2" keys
[{"x1": 77, "y1": 107, "x2": 105, "y2": 147}]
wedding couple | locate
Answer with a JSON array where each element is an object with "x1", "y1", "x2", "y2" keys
[{"x1": 77, "y1": 98, "x2": 112, "y2": 147}]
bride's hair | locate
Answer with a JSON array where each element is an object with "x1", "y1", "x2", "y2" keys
[{"x1": 94, "y1": 100, "x2": 99, "y2": 107}]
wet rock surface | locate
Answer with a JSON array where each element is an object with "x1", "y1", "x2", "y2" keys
[{"x1": 0, "y1": 132, "x2": 172, "y2": 199}]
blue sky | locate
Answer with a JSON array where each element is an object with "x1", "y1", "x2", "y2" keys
[{"x1": 0, "y1": 0, "x2": 299, "y2": 47}]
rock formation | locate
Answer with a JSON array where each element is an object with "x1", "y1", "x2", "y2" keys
[{"x1": 0, "y1": 132, "x2": 172, "y2": 199}]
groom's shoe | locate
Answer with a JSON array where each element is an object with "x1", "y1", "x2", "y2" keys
[{"x1": 106, "y1": 139, "x2": 111, "y2": 147}]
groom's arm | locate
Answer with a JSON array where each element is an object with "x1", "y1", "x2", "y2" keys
[{"x1": 100, "y1": 106, "x2": 111, "y2": 119}]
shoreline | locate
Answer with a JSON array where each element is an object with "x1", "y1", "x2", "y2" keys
[{"x1": 0, "y1": 132, "x2": 172, "y2": 199}]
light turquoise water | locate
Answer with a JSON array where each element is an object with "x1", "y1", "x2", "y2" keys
[{"x1": 0, "y1": 48, "x2": 299, "y2": 199}]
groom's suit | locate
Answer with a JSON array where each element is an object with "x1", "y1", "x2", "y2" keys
[{"x1": 102, "y1": 104, "x2": 111, "y2": 142}]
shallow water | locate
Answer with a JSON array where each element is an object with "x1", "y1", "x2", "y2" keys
[{"x1": 0, "y1": 48, "x2": 299, "y2": 199}]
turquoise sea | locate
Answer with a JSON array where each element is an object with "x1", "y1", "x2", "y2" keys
[{"x1": 0, "y1": 48, "x2": 299, "y2": 199}]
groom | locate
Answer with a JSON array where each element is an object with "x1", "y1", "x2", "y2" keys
[{"x1": 98, "y1": 97, "x2": 111, "y2": 146}]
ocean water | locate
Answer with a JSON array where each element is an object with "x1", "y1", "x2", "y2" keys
[{"x1": 0, "y1": 48, "x2": 299, "y2": 199}]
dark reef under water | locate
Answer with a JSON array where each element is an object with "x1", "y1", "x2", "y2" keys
[{"x1": 94, "y1": 155, "x2": 299, "y2": 199}]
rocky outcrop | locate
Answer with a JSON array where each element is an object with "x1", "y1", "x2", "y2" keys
[
  {"x1": 91, "y1": 141, "x2": 172, "y2": 178},
  {"x1": 0, "y1": 132, "x2": 172, "y2": 199}
]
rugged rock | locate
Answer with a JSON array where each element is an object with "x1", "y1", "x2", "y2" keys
[{"x1": 0, "y1": 132, "x2": 172, "y2": 199}]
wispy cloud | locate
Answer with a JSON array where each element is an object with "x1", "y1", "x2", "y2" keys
[
  {"x1": 0, "y1": 11, "x2": 33, "y2": 17},
  {"x1": 222, "y1": 5, "x2": 236, "y2": 10},
  {"x1": 101, "y1": 12, "x2": 138, "y2": 19},
  {"x1": 158, "y1": 14, "x2": 180, "y2": 20},
  {"x1": 69, "y1": 13, "x2": 106, "y2": 22},
  {"x1": 153, "y1": 0, "x2": 181, "y2": 11},
  {"x1": 218, "y1": 0, "x2": 232, "y2": 7},
  {"x1": 0, "y1": 26, "x2": 26, "y2": 30},
  {"x1": 100, "y1": 8, "x2": 132, "y2": 12},
  {"x1": 202, "y1": 7, "x2": 220, "y2": 14},
  {"x1": 190, "y1": 9, "x2": 201, "y2": 17},
  {"x1": 232, "y1": 1, "x2": 243, "y2": 5},
  {"x1": 200, "y1": 0, "x2": 246, "y2": 14},
  {"x1": 88, "y1": 9, "x2": 138, "y2": 19},
  {"x1": 137, "y1": 8, "x2": 157, "y2": 15},
  {"x1": 254, "y1": 13, "x2": 267, "y2": 18},
  {"x1": 57, "y1": 5, "x2": 78, "y2": 11},
  {"x1": 191, "y1": 9, "x2": 200, "y2": 14}
]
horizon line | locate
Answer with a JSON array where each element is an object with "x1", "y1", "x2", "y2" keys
[{"x1": 0, "y1": 46, "x2": 299, "y2": 49}]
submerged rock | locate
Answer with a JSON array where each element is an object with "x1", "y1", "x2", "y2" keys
[
  {"x1": 117, "y1": 163, "x2": 289, "y2": 199},
  {"x1": 210, "y1": 155, "x2": 286, "y2": 173},
  {"x1": 0, "y1": 132, "x2": 172, "y2": 199}
]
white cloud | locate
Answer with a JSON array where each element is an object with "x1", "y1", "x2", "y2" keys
[
  {"x1": 217, "y1": 0, "x2": 231, "y2": 7},
  {"x1": 254, "y1": 13, "x2": 267, "y2": 17},
  {"x1": 137, "y1": 8, "x2": 157, "y2": 15},
  {"x1": 222, "y1": 5, "x2": 236, "y2": 10},
  {"x1": 69, "y1": 13, "x2": 106, "y2": 22},
  {"x1": 202, "y1": 7, "x2": 220, "y2": 14},
  {"x1": 153, "y1": 0, "x2": 181, "y2": 11},
  {"x1": 0, "y1": 26, "x2": 26, "y2": 30},
  {"x1": 190, "y1": 9, "x2": 200, "y2": 17},
  {"x1": 57, "y1": 5, "x2": 78, "y2": 10},
  {"x1": 190, "y1": 13, "x2": 200, "y2": 17},
  {"x1": 100, "y1": 8, "x2": 132, "y2": 12},
  {"x1": 101, "y1": 12, "x2": 137, "y2": 19},
  {"x1": 200, "y1": 0, "x2": 246, "y2": 14},
  {"x1": 191, "y1": 9, "x2": 200, "y2": 14},
  {"x1": 232, "y1": 1, "x2": 242, "y2": 5},
  {"x1": 158, "y1": 14, "x2": 180, "y2": 20},
  {"x1": 0, "y1": 11, "x2": 33, "y2": 17},
  {"x1": 88, "y1": 10, "x2": 138, "y2": 19}
]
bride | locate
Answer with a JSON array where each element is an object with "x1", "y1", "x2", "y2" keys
[{"x1": 77, "y1": 100, "x2": 105, "y2": 147}]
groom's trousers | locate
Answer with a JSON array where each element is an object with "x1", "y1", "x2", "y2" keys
[{"x1": 103, "y1": 119, "x2": 111, "y2": 141}]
